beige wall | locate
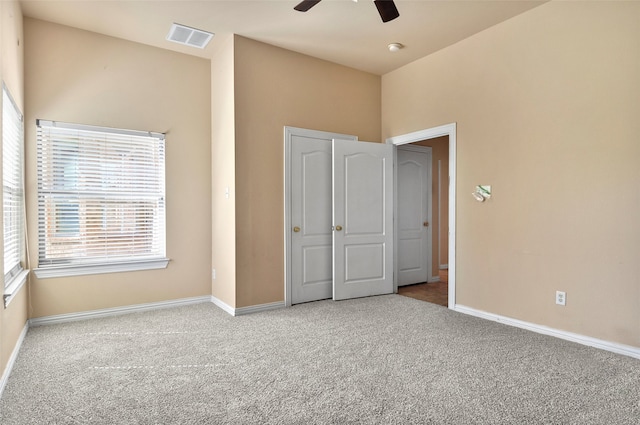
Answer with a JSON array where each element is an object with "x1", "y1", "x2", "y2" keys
[
  {"x1": 0, "y1": 0, "x2": 27, "y2": 381},
  {"x1": 414, "y1": 136, "x2": 449, "y2": 275},
  {"x1": 233, "y1": 36, "x2": 381, "y2": 308},
  {"x1": 24, "y1": 19, "x2": 212, "y2": 317},
  {"x1": 211, "y1": 35, "x2": 236, "y2": 307},
  {"x1": 382, "y1": 1, "x2": 640, "y2": 347}
]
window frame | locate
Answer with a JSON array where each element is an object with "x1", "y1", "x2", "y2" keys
[
  {"x1": 2, "y1": 82, "x2": 28, "y2": 304},
  {"x1": 34, "y1": 120, "x2": 169, "y2": 279}
]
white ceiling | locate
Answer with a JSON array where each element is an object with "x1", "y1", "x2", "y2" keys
[{"x1": 20, "y1": 0, "x2": 546, "y2": 75}]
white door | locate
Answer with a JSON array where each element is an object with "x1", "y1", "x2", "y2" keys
[
  {"x1": 332, "y1": 139, "x2": 394, "y2": 300},
  {"x1": 397, "y1": 146, "x2": 432, "y2": 286},
  {"x1": 288, "y1": 128, "x2": 357, "y2": 305},
  {"x1": 290, "y1": 137, "x2": 332, "y2": 303}
]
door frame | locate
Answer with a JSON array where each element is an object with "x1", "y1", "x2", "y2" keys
[
  {"x1": 283, "y1": 126, "x2": 357, "y2": 307},
  {"x1": 387, "y1": 123, "x2": 456, "y2": 309},
  {"x1": 396, "y1": 144, "x2": 433, "y2": 287}
]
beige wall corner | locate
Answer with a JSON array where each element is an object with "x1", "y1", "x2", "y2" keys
[
  {"x1": 233, "y1": 35, "x2": 381, "y2": 308},
  {"x1": 24, "y1": 19, "x2": 212, "y2": 318},
  {"x1": 382, "y1": 1, "x2": 640, "y2": 347},
  {"x1": 211, "y1": 34, "x2": 236, "y2": 308}
]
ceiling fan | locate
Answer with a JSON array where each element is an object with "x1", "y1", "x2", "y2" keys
[{"x1": 294, "y1": 0, "x2": 400, "y2": 23}]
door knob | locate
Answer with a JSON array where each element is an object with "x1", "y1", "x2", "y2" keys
[
  {"x1": 335, "y1": 225, "x2": 343, "y2": 231},
  {"x1": 293, "y1": 226, "x2": 301, "y2": 232},
  {"x1": 423, "y1": 221, "x2": 429, "y2": 227}
]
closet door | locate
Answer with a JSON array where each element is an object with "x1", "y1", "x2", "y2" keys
[
  {"x1": 332, "y1": 139, "x2": 394, "y2": 301},
  {"x1": 288, "y1": 127, "x2": 357, "y2": 305},
  {"x1": 290, "y1": 137, "x2": 333, "y2": 304}
]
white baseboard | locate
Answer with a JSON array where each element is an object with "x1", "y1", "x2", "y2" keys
[
  {"x1": 454, "y1": 304, "x2": 640, "y2": 360},
  {"x1": 235, "y1": 301, "x2": 285, "y2": 316},
  {"x1": 29, "y1": 296, "x2": 211, "y2": 327},
  {"x1": 439, "y1": 264, "x2": 448, "y2": 270},
  {"x1": 428, "y1": 276, "x2": 441, "y2": 283},
  {"x1": 28, "y1": 294, "x2": 285, "y2": 326},
  {"x1": 211, "y1": 295, "x2": 235, "y2": 315},
  {"x1": 0, "y1": 322, "x2": 29, "y2": 398},
  {"x1": 211, "y1": 295, "x2": 284, "y2": 316}
]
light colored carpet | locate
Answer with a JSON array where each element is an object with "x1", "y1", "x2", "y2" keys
[{"x1": 0, "y1": 295, "x2": 638, "y2": 424}]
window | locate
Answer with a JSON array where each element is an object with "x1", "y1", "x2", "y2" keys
[
  {"x1": 2, "y1": 83, "x2": 25, "y2": 289},
  {"x1": 35, "y1": 120, "x2": 168, "y2": 278}
]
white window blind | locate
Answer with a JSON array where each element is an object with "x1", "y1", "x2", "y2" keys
[
  {"x1": 36, "y1": 120, "x2": 166, "y2": 269},
  {"x1": 2, "y1": 84, "x2": 25, "y2": 286}
]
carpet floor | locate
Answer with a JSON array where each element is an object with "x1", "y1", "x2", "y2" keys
[{"x1": 1, "y1": 295, "x2": 638, "y2": 424}]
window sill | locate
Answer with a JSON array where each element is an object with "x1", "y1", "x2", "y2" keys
[
  {"x1": 4, "y1": 269, "x2": 30, "y2": 308},
  {"x1": 33, "y1": 258, "x2": 170, "y2": 279}
]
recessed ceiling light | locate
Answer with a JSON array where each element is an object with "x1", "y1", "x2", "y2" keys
[
  {"x1": 388, "y1": 43, "x2": 404, "y2": 52},
  {"x1": 166, "y1": 23, "x2": 214, "y2": 49}
]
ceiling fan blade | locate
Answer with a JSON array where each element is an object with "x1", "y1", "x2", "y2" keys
[
  {"x1": 374, "y1": 0, "x2": 400, "y2": 23},
  {"x1": 294, "y1": 0, "x2": 322, "y2": 12}
]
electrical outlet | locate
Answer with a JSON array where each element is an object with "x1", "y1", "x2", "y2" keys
[
  {"x1": 212, "y1": 268, "x2": 216, "y2": 280},
  {"x1": 555, "y1": 291, "x2": 566, "y2": 306}
]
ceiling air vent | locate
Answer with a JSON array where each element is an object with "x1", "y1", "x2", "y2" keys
[{"x1": 166, "y1": 23, "x2": 214, "y2": 49}]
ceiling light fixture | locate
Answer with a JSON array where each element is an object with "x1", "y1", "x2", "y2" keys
[
  {"x1": 166, "y1": 23, "x2": 214, "y2": 49},
  {"x1": 388, "y1": 43, "x2": 404, "y2": 52}
]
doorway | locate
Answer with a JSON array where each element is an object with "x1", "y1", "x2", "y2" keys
[
  {"x1": 396, "y1": 139, "x2": 449, "y2": 307},
  {"x1": 388, "y1": 123, "x2": 456, "y2": 309}
]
